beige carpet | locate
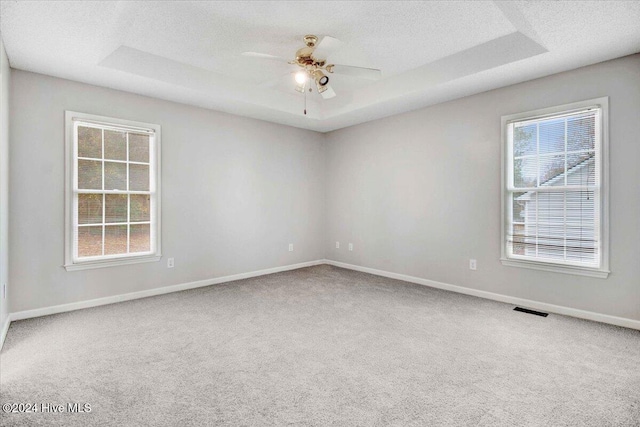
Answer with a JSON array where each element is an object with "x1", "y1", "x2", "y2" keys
[{"x1": 1, "y1": 265, "x2": 639, "y2": 426}]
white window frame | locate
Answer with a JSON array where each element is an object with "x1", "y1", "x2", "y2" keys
[
  {"x1": 500, "y1": 97, "x2": 609, "y2": 278},
  {"x1": 64, "y1": 111, "x2": 162, "y2": 271}
]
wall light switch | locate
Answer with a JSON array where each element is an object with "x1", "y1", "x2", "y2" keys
[
  {"x1": 289, "y1": 243, "x2": 294, "y2": 252},
  {"x1": 167, "y1": 258, "x2": 175, "y2": 268},
  {"x1": 348, "y1": 243, "x2": 353, "y2": 251}
]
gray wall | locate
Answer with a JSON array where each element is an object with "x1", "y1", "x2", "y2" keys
[
  {"x1": 0, "y1": 40, "x2": 10, "y2": 328},
  {"x1": 325, "y1": 54, "x2": 640, "y2": 321},
  {"x1": 10, "y1": 70, "x2": 325, "y2": 313},
  {"x1": 8, "y1": 54, "x2": 640, "y2": 322}
]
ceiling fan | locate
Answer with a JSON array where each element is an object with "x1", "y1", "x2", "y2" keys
[{"x1": 242, "y1": 35, "x2": 382, "y2": 100}]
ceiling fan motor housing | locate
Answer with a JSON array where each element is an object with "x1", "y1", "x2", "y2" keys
[
  {"x1": 295, "y1": 46, "x2": 316, "y2": 66},
  {"x1": 295, "y1": 35, "x2": 327, "y2": 69}
]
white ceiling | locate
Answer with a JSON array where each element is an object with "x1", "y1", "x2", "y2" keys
[{"x1": 1, "y1": 1, "x2": 639, "y2": 132}]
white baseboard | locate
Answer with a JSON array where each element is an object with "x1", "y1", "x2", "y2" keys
[
  {"x1": 3, "y1": 257, "x2": 638, "y2": 351},
  {"x1": 0, "y1": 314, "x2": 10, "y2": 351},
  {"x1": 325, "y1": 259, "x2": 640, "y2": 331},
  {"x1": 9, "y1": 260, "x2": 325, "y2": 323}
]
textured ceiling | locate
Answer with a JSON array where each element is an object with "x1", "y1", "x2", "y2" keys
[{"x1": 1, "y1": 1, "x2": 640, "y2": 132}]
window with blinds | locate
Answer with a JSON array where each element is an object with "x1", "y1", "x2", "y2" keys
[
  {"x1": 65, "y1": 112, "x2": 161, "y2": 270},
  {"x1": 502, "y1": 99, "x2": 609, "y2": 277}
]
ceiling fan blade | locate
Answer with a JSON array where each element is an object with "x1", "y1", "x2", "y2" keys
[
  {"x1": 311, "y1": 36, "x2": 344, "y2": 61},
  {"x1": 258, "y1": 71, "x2": 295, "y2": 88},
  {"x1": 329, "y1": 64, "x2": 382, "y2": 80},
  {"x1": 319, "y1": 84, "x2": 336, "y2": 99},
  {"x1": 241, "y1": 52, "x2": 289, "y2": 63}
]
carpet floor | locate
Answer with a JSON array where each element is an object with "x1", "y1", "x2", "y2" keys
[{"x1": 1, "y1": 265, "x2": 639, "y2": 426}]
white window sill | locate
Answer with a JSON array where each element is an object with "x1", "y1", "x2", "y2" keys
[
  {"x1": 500, "y1": 258, "x2": 609, "y2": 279},
  {"x1": 64, "y1": 255, "x2": 162, "y2": 271}
]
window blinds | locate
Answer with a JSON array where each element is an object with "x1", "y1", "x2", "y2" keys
[
  {"x1": 74, "y1": 121, "x2": 155, "y2": 260},
  {"x1": 506, "y1": 108, "x2": 600, "y2": 267}
]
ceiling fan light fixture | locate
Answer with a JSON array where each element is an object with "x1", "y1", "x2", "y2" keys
[
  {"x1": 313, "y1": 70, "x2": 329, "y2": 86},
  {"x1": 294, "y1": 71, "x2": 307, "y2": 85}
]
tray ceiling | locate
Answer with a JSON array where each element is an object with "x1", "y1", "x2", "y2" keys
[{"x1": 1, "y1": 1, "x2": 639, "y2": 132}]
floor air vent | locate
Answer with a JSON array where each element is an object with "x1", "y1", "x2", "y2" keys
[{"x1": 513, "y1": 307, "x2": 549, "y2": 317}]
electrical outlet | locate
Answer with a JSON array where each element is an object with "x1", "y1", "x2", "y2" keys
[
  {"x1": 336, "y1": 241, "x2": 340, "y2": 249},
  {"x1": 2, "y1": 283, "x2": 5, "y2": 299},
  {"x1": 289, "y1": 243, "x2": 294, "y2": 252},
  {"x1": 469, "y1": 259, "x2": 477, "y2": 270},
  {"x1": 348, "y1": 243, "x2": 353, "y2": 251},
  {"x1": 167, "y1": 258, "x2": 175, "y2": 268}
]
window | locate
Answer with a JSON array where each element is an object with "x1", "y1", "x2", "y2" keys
[
  {"x1": 501, "y1": 98, "x2": 609, "y2": 278},
  {"x1": 65, "y1": 111, "x2": 161, "y2": 271}
]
